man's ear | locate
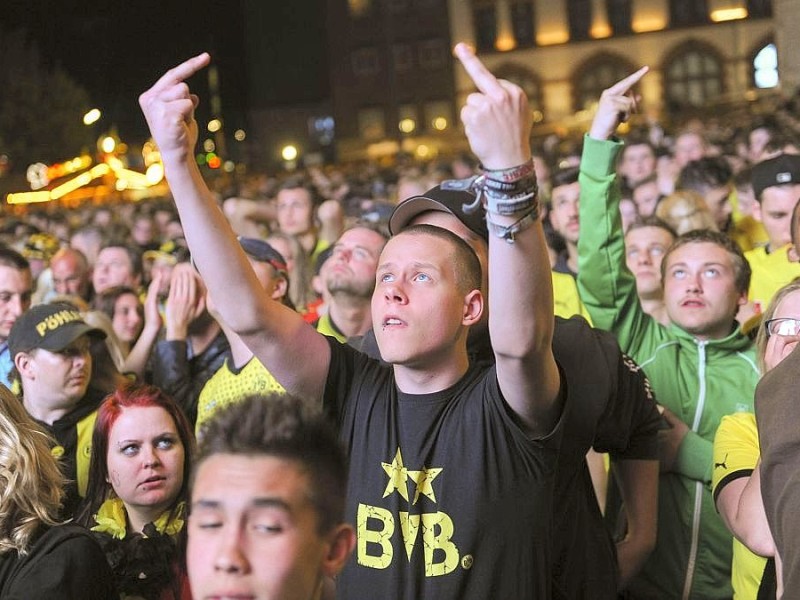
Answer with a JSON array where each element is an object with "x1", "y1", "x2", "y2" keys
[
  {"x1": 752, "y1": 199, "x2": 762, "y2": 223},
  {"x1": 271, "y1": 275, "x2": 289, "y2": 301},
  {"x1": 462, "y1": 289, "x2": 483, "y2": 327},
  {"x1": 14, "y1": 351, "x2": 33, "y2": 379},
  {"x1": 322, "y1": 524, "x2": 356, "y2": 578}
]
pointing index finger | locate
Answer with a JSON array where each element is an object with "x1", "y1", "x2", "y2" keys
[
  {"x1": 153, "y1": 52, "x2": 211, "y2": 90},
  {"x1": 606, "y1": 66, "x2": 649, "y2": 96},
  {"x1": 454, "y1": 43, "x2": 503, "y2": 96}
]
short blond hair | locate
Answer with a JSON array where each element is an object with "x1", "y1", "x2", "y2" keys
[{"x1": 0, "y1": 386, "x2": 64, "y2": 555}]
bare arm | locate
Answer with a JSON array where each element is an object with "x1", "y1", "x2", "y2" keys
[
  {"x1": 613, "y1": 459, "x2": 659, "y2": 590},
  {"x1": 138, "y1": 54, "x2": 329, "y2": 400},
  {"x1": 121, "y1": 274, "x2": 162, "y2": 378},
  {"x1": 455, "y1": 44, "x2": 560, "y2": 435},
  {"x1": 716, "y1": 461, "x2": 775, "y2": 557}
]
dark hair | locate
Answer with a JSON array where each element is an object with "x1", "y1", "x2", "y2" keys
[
  {"x1": 677, "y1": 157, "x2": 733, "y2": 192},
  {"x1": 398, "y1": 224, "x2": 482, "y2": 294},
  {"x1": 195, "y1": 394, "x2": 347, "y2": 535},
  {"x1": 78, "y1": 384, "x2": 194, "y2": 528},
  {"x1": 551, "y1": 166, "x2": 580, "y2": 189},
  {"x1": 277, "y1": 178, "x2": 321, "y2": 207},
  {"x1": 0, "y1": 246, "x2": 31, "y2": 272},
  {"x1": 661, "y1": 229, "x2": 751, "y2": 295},
  {"x1": 626, "y1": 215, "x2": 678, "y2": 239},
  {"x1": 621, "y1": 138, "x2": 656, "y2": 160},
  {"x1": 100, "y1": 241, "x2": 144, "y2": 278},
  {"x1": 92, "y1": 286, "x2": 142, "y2": 322},
  {"x1": 733, "y1": 167, "x2": 753, "y2": 191}
]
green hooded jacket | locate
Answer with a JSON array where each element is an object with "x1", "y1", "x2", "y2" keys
[{"x1": 577, "y1": 135, "x2": 760, "y2": 599}]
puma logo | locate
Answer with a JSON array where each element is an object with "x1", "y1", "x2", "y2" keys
[{"x1": 715, "y1": 453, "x2": 729, "y2": 470}]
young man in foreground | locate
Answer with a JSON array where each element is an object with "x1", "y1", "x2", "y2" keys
[{"x1": 141, "y1": 44, "x2": 562, "y2": 597}]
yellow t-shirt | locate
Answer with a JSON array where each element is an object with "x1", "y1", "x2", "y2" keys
[
  {"x1": 712, "y1": 412, "x2": 766, "y2": 600},
  {"x1": 552, "y1": 271, "x2": 592, "y2": 323},
  {"x1": 315, "y1": 312, "x2": 348, "y2": 343},
  {"x1": 196, "y1": 357, "x2": 285, "y2": 435},
  {"x1": 744, "y1": 244, "x2": 800, "y2": 310}
]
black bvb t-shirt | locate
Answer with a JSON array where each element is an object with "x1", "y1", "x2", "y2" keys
[{"x1": 324, "y1": 338, "x2": 563, "y2": 600}]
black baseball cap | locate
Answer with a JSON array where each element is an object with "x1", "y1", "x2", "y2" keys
[
  {"x1": 389, "y1": 183, "x2": 488, "y2": 242},
  {"x1": 238, "y1": 237, "x2": 288, "y2": 274},
  {"x1": 752, "y1": 153, "x2": 800, "y2": 199},
  {"x1": 8, "y1": 302, "x2": 105, "y2": 358}
]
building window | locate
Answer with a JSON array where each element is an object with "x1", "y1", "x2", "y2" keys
[
  {"x1": 568, "y1": 0, "x2": 593, "y2": 41},
  {"x1": 748, "y1": 0, "x2": 772, "y2": 18},
  {"x1": 511, "y1": 1, "x2": 535, "y2": 46},
  {"x1": 424, "y1": 100, "x2": 453, "y2": 132},
  {"x1": 415, "y1": 0, "x2": 443, "y2": 9},
  {"x1": 348, "y1": 0, "x2": 373, "y2": 18},
  {"x1": 495, "y1": 63, "x2": 544, "y2": 115},
  {"x1": 352, "y1": 47, "x2": 380, "y2": 78},
  {"x1": 358, "y1": 107, "x2": 386, "y2": 140},
  {"x1": 753, "y1": 42, "x2": 778, "y2": 89},
  {"x1": 309, "y1": 116, "x2": 335, "y2": 146},
  {"x1": 663, "y1": 43, "x2": 723, "y2": 109},
  {"x1": 473, "y1": 5, "x2": 497, "y2": 53},
  {"x1": 393, "y1": 44, "x2": 414, "y2": 73},
  {"x1": 418, "y1": 39, "x2": 447, "y2": 70},
  {"x1": 669, "y1": 0, "x2": 709, "y2": 27},
  {"x1": 573, "y1": 54, "x2": 635, "y2": 111},
  {"x1": 388, "y1": 0, "x2": 412, "y2": 14},
  {"x1": 607, "y1": 0, "x2": 633, "y2": 34}
]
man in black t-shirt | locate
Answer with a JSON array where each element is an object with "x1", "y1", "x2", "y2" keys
[
  {"x1": 141, "y1": 45, "x2": 563, "y2": 598},
  {"x1": 386, "y1": 185, "x2": 660, "y2": 598}
]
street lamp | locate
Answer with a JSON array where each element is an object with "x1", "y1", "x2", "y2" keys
[
  {"x1": 83, "y1": 108, "x2": 102, "y2": 126},
  {"x1": 281, "y1": 145, "x2": 298, "y2": 162}
]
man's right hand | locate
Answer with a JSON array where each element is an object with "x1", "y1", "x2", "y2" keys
[
  {"x1": 588, "y1": 66, "x2": 649, "y2": 142},
  {"x1": 139, "y1": 53, "x2": 211, "y2": 164}
]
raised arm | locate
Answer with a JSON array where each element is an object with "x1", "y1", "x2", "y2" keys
[
  {"x1": 455, "y1": 44, "x2": 560, "y2": 436},
  {"x1": 577, "y1": 68, "x2": 655, "y2": 351},
  {"x1": 139, "y1": 54, "x2": 329, "y2": 400}
]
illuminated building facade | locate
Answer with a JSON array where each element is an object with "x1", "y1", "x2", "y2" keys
[
  {"x1": 326, "y1": 0, "x2": 459, "y2": 161},
  {"x1": 327, "y1": 0, "x2": 793, "y2": 160}
]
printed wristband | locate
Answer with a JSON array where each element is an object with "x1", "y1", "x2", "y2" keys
[
  {"x1": 484, "y1": 188, "x2": 538, "y2": 216},
  {"x1": 482, "y1": 173, "x2": 537, "y2": 194},
  {"x1": 486, "y1": 204, "x2": 540, "y2": 243},
  {"x1": 481, "y1": 158, "x2": 536, "y2": 184}
]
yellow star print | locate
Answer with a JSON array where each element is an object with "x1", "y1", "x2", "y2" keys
[
  {"x1": 407, "y1": 467, "x2": 443, "y2": 504},
  {"x1": 381, "y1": 448, "x2": 410, "y2": 501}
]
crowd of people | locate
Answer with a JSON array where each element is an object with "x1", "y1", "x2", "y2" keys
[{"x1": 0, "y1": 41, "x2": 799, "y2": 599}]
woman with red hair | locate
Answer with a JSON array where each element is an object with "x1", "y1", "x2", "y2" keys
[{"x1": 78, "y1": 383, "x2": 194, "y2": 599}]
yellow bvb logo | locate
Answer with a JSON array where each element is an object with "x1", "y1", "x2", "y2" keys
[{"x1": 357, "y1": 448, "x2": 463, "y2": 576}]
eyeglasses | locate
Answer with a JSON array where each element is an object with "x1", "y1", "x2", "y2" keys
[{"x1": 764, "y1": 317, "x2": 800, "y2": 338}]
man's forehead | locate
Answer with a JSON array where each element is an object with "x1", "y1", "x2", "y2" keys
[
  {"x1": 552, "y1": 181, "x2": 580, "y2": 200},
  {"x1": 277, "y1": 188, "x2": 312, "y2": 205},
  {"x1": 666, "y1": 241, "x2": 732, "y2": 264},
  {"x1": 338, "y1": 227, "x2": 385, "y2": 249},
  {"x1": 626, "y1": 226, "x2": 674, "y2": 243},
  {"x1": 0, "y1": 264, "x2": 32, "y2": 287},
  {"x1": 98, "y1": 247, "x2": 129, "y2": 261},
  {"x1": 193, "y1": 454, "x2": 312, "y2": 502}
]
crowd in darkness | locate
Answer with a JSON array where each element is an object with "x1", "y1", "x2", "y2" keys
[{"x1": 1, "y1": 44, "x2": 800, "y2": 599}]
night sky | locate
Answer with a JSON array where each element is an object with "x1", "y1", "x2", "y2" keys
[{"x1": 1, "y1": 0, "x2": 328, "y2": 144}]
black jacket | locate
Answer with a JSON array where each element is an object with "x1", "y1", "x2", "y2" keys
[{"x1": 150, "y1": 330, "x2": 230, "y2": 425}]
